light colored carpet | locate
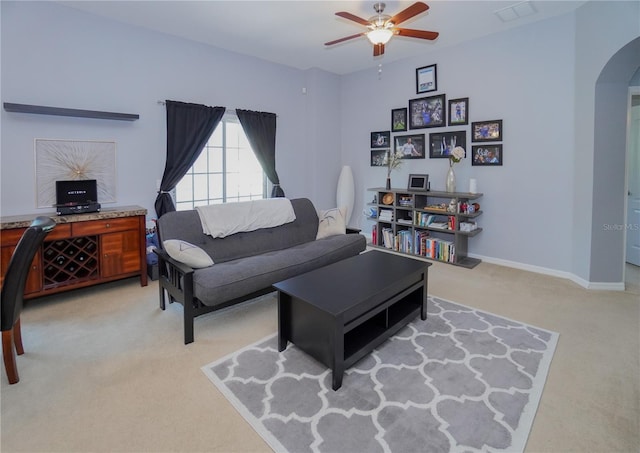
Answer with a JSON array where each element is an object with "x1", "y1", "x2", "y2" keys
[
  {"x1": 203, "y1": 296, "x2": 558, "y2": 453},
  {"x1": 1, "y1": 260, "x2": 638, "y2": 452}
]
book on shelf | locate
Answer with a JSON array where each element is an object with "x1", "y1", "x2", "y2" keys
[
  {"x1": 394, "y1": 229, "x2": 413, "y2": 254},
  {"x1": 413, "y1": 230, "x2": 456, "y2": 263},
  {"x1": 429, "y1": 221, "x2": 448, "y2": 230},
  {"x1": 414, "y1": 212, "x2": 437, "y2": 227},
  {"x1": 447, "y1": 216, "x2": 456, "y2": 230},
  {"x1": 382, "y1": 227, "x2": 394, "y2": 249}
]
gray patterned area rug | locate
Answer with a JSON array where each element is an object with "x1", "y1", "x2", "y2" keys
[{"x1": 202, "y1": 296, "x2": 558, "y2": 453}]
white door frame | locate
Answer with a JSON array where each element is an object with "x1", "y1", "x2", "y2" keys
[{"x1": 624, "y1": 86, "x2": 640, "y2": 283}]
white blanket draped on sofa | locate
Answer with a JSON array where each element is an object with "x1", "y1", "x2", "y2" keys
[{"x1": 195, "y1": 198, "x2": 296, "y2": 238}]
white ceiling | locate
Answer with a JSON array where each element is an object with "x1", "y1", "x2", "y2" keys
[{"x1": 59, "y1": 0, "x2": 587, "y2": 75}]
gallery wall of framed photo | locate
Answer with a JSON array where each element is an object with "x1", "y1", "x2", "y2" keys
[{"x1": 370, "y1": 63, "x2": 504, "y2": 172}]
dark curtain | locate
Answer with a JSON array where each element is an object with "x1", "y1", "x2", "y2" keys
[
  {"x1": 236, "y1": 109, "x2": 284, "y2": 197},
  {"x1": 154, "y1": 101, "x2": 225, "y2": 217}
]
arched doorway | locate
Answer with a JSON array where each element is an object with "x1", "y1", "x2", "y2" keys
[{"x1": 592, "y1": 37, "x2": 640, "y2": 288}]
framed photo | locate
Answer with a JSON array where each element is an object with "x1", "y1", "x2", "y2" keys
[
  {"x1": 472, "y1": 120, "x2": 503, "y2": 142},
  {"x1": 472, "y1": 145, "x2": 503, "y2": 166},
  {"x1": 370, "y1": 149, "x2": 388, "y2": 166},
  {"x1": 394, "y1": 134, "x2": 426, "y2": 159},
  {"x1": 429, "y1": 131, "x2": 467, "y2": 159},
  {"x1": 416, "y1": 64, "x2": 437, "y2": 94},
  {"x1": 371, "y1": 131, "x2": 391, "y2": 148},
  {"x1": 408, "y1": 174, "x2": 429, "y2": 192},
  {"x1": 448, "y1": 97, "x2": 469, "y2": 126},
  {"x1": 391, "y1": 108, "x2": 407, "y2": 132},
  {"x1": 409, "y1": 94, "x2": 446, "y2": 129}
]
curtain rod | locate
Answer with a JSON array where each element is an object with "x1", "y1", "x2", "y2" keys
[{"x1": 156, "y1": 100, "x2": 236, "y2": 114}]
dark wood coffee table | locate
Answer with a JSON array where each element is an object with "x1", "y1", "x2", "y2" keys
[{"x1": 274, "y1": 250, "x2": 431, "y2": 390}]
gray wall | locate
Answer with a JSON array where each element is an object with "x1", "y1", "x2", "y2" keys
[
  {"x1": 0, "y1": 1, "x2": 338, "y2": 217},
  {"x1": 573, "y1": 1, "x2": 640, "y2": 285},
  {"x1": 341, "y1": 12, "x2": 577, "y2": 273},
  {"x1": 2, "y1": 1, "x2": 639, "y2": 285},
  {"x1": 591, "y1": 37, "x2": 640, "y2": 283}
]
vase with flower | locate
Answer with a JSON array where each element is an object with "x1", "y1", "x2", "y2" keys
[
  {"x1": 446, "y1": 146, "x2": 465, "y2": 192},
  {"x1": 384, "y1": 149, "x2": 403, "y2": 189}
]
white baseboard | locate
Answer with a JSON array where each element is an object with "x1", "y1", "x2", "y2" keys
[
  {"x1": 362, "y1": 233, "x2": 624, "y2": 290},
  {"x1": 470, "y1": 254, "x2": 625, "y2": 291}
]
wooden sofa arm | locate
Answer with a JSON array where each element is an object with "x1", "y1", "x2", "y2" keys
[
  {"x1": 153, "y1": 248, "x2": 194, "y2": 277},
  {"x1": 153, "y1": 248, "x2": 197, "y2": 344}
]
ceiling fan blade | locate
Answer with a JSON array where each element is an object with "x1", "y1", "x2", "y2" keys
[
  {"x1": 395, "y1": 28, "x2": 439, "y2": 40},
  {"x1": 388, "y1": 2, "x2": 429, "y2": 26},
  {"x1": 335, "y1": 11, "x2": 371, "y2": 26},
  {"x1": 325, "y1": 33, "x2": 366, "y2": 46},
  {"x1": 373, "y1": 43, "x2": 385, "y2": 57}
]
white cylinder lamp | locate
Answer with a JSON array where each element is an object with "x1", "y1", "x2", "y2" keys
[
  {"x1": 469, "y1": 178, "x2": 478, "y2": 194},
  {"x1": 336, "y1": 165, "x2": 355, "y2": 225}
]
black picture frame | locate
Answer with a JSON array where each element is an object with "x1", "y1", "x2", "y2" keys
[
  {"x1": 408, "y1": 174, "x2": 429, "y2": 191},
  {"x1": 416, "y1": 64, "x2": 437, "y2": 94},
  {"x1": 370, "y1": 149, "x2": 388, "y2": 166},
  {"x1": 371, "y1": 131, "x2": 391, "y2": 148},
  {"x1": 391, "y1": 108, "x2": 408, "y2": 132},
  {"x1": 448, "y1": 97, "x2": 469, "y2": 126},
  {"x1": 472, "y1": 145, "x2": 503, "y2": 166},
  {"x1": 471, "y1": 120, "x2": 503, "y2": 142},
  {"x1": 393, "y1": 134, "x2": 426, "y2": 159},
  {"x1": 429, "y1": 131, "x2": 467, "y2": 159},
  {"x1": 409, "y1": 94, "x2": 446, "y2": 129}
]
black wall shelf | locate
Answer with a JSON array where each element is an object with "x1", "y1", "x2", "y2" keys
[{"x1": 3, "y1": 102, "x2": 139, "y2": 121}]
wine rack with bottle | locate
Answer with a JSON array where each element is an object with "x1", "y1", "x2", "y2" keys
[{"x1": 43, "y1": 236, "x2": 99, "y2": 287}]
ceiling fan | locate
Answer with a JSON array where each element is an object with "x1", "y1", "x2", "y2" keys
[{"x1": 325, "y1": 2, "x2": 439, "y2": 57}]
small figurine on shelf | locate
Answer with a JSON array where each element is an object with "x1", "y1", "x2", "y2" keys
[{"x1": 447, "y1": 199, "x2": 457, "y2": 213}]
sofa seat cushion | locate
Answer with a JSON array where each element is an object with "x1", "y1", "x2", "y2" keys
[{"x1": 192, "y1": 234, "x2": 366, "y2": 306}]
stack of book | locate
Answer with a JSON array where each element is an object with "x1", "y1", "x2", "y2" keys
[{"x1": 378, "y1": 209, "x2": 393, "y2": 222}]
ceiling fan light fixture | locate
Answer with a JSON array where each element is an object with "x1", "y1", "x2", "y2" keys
[{"x1": 367, "y1": 28, "x2": 393, "y2": 45}]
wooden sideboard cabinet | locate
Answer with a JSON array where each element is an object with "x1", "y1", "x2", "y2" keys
[{"x1": 0, "y1": 206, "x2": 148, "y2": 299}]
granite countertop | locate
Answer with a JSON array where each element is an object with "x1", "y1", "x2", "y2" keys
[{"x1": 0, "y1": 205, "x2": 147, "y2": 230}]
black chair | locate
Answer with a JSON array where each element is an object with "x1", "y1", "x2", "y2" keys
[{"x1": 1, "y1": 216, "x2": 56, "y2": 384}]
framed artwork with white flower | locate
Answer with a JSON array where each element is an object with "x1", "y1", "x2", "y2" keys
[{"x1": 429, "y1": 131, "x2": 467, "y2": 159}]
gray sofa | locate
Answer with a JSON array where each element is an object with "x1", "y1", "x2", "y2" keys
[{"x1": 155, "y1": 198, "x2": 367, "y2": 344}]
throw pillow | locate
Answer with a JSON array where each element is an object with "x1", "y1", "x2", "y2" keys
[
  {"x1": 316, "y1": 207, "x2": 347, "y2": 239},
  {"x1": 163, "y1": 239, "x2": 214, "y2": 268}
]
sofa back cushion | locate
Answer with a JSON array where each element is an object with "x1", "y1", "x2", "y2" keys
[{"x1": 157, "y1": 198, "x2": 319, "y2": 264}]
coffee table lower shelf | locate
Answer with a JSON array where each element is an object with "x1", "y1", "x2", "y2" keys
[{"x1": 275, "y1": 252, "x2": 429, "y2": 391}]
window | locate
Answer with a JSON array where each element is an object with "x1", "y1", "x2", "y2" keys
[{"x1": 175, "y1": 114, "x2": 266, "y2": 210}]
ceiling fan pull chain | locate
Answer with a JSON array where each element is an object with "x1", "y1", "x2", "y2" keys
[{"x1": 378, "y1": 63, "x2": 383, "y2": 79}]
